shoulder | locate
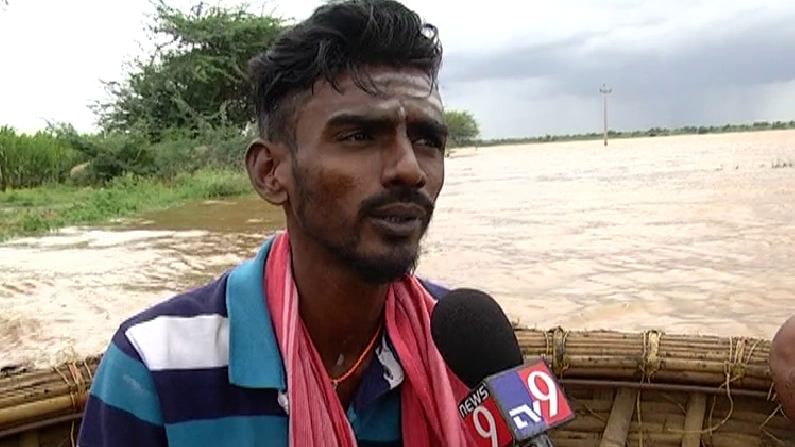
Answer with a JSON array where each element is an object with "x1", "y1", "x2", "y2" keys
[
  {"x1": 123, "y1": 273, "x2": 231, "y2": 326},
  {"x1": 112, "y1": 272, "x2": 232, "y2": 370},
  {"x1": 417, "y1": 277, "x2": 449, "y2": 301},
  {"x1": 79, "y1": 273, "x2": 241, "y2": 446}
]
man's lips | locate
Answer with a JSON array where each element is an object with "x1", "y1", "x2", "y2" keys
[
  {"x1": 366, "y1": 203, "x2": 428, "y2": 236},
  {"x1": 368, "y1": 203, "x2": 427, "y2": 221}
]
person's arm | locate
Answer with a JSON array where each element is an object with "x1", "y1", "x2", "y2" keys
[
  {"x1": 78, "y1": 332, "x2": 168, "y2": 446},
  {"x1": 770, "y1": 316, "x2": 795, "y2": 423}
]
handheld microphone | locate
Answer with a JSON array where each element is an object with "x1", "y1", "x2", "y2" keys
[{"x1": 431, "y1": 288, "x2": 576, "y2": 447}]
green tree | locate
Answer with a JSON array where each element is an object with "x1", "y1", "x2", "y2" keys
[
  {"x1": 96, "y1": 1, "x2": 284, "y2": 140},
  {"x1": 444, "y1": 110, "x2": 480, "y2": 147}
]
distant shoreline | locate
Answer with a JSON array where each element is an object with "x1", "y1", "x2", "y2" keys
[
  {"x1": 454, "y1": 120, "x2": 795, "y2": 150},
  {"x1": 447, "y1": 127, "x2": 795, "y2": 158}
]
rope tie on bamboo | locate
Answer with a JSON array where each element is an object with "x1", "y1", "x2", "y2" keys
[
  {"x1": 636, "y1": 330, "x2": 657, "y2": 446},
  {"x1": 668, "y1": 336, "x2": 762, "y2": 438},
  {"x1": 723, "y1": 337, "x2": 783, "y2": 439},
  {"x1": 544, "y1": 327, "x2": 570, "y2": 375},
  {"x1": 639, "y1": 330, "x2": 662, "y2": 382},
  {"x1": 724, "y1": 337, "x2": 748, "y2": 383},
  {"x1": 632, "y1": 331, "x2": 663, "y2": 447},
  {"x1": 53, "y1": 360, "x2": 89, "y2": 447},
  {"x1": 53, "y1": 359, "x2": 88, "y2": 413},
  {"x1": 706, "y1": 337, "x2": 749, "y2": 435}
]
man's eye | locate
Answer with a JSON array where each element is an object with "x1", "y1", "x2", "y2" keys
[
  {"x1": 415, "y1": 137, "x2": 444, "y2": 149},
  {"x1": 340, "y1": 131, "x2": 372, "y2": 142}
]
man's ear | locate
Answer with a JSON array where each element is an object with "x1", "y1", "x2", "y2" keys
[{"x1": 245, "y1": 138, "x2": 290, "y2": 206}]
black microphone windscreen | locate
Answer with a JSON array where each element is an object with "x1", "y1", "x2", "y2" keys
[{"x1": 431, "y1": 288, "x2": 524, "y2": 388}]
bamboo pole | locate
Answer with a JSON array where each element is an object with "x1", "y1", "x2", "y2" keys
[
  {"x1": 681, "y1": 393, "x2": 706, "y2": 447},
  {"x1": 599, "y1": 388, "x2": 638, "y2": 447},
  {"x1": 0, "y1": 395, "x2": 82, "y2": 428}
]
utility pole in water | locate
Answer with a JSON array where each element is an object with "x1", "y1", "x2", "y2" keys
[{"x1": 600, "y1": 83, "x2": 612, "y2": 146}]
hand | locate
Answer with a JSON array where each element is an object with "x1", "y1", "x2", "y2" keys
[{"x1": 770, "y1": 316, "x2": 795, "y2": 422}]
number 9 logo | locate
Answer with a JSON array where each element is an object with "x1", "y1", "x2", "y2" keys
[
  {"x1": 473, "y1": 406, "x2": 498, "y2": 447},
  {"x1": 526, "y1": 370, "x2": 559, "y2": 418}
]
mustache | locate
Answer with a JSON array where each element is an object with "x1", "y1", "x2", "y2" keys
[{"x1": 359, "y1": 187, "x2": 435, "y2": 218}]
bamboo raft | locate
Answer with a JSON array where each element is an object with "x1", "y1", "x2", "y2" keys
[{"x1": 1, "y1": 328, "x2": 792, "y2": 446}]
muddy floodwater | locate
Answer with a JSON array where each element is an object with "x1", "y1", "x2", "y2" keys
[{"x1": 2, "y1": 131, "x2": 795, "y2": 369}]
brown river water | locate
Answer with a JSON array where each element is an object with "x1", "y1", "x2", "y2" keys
[{"x1": 2, "y1": 131, "x2": 794, "y2": 369}]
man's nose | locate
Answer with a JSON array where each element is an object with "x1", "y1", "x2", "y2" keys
[{"x1": 380, "y1": 135, "x2": 426, "y2": 188}]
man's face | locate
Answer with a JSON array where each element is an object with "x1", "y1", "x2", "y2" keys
[{"x1": 287, "y1": 66, "x2": 447, "y2": 284}]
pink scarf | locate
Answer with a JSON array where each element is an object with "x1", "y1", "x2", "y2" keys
[{"x1": 264, "y1": 232, "x2": 476, "y2": 446}]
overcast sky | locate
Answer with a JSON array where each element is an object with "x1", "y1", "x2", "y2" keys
[{"x1": 1, "y1": 0, "x2": 794, "y2": 139}]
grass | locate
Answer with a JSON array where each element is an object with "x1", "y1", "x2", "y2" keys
[
  {"x1": 0, "y1": 126, "x2": 82, "y2": 189},
  {"x1": 0, "y1": 169, "x2": 252, "y2": 241}
]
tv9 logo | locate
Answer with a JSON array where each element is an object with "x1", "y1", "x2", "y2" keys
[
  {"x1": 513, "y1": 362, "x2": 573, "y2": 427},
  {"x1": 459, "y1": 360, "x2": 574, "y2": 446}
]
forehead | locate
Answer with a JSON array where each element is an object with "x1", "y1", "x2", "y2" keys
[{"x1": 300, "y1": 67, "x2": 443, "y2": 121}]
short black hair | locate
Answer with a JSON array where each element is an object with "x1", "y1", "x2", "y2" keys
[{"x1": 248, "y1": 0, "x2": 443, "y2": 145}]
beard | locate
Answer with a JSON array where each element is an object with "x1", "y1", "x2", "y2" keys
[
  {"x1": 329, "y1": 238, "x2": 420, "y2": 285},
  {"x1": 292, "y1": 166, "x2": 434, "y2": 284}
]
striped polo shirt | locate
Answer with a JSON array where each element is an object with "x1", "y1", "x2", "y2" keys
[{"x1": 77, "y1": 236, "x2": 448, "y2": 447}]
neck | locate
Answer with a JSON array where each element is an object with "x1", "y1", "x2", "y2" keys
[{"x1": 288, "y1": 230, "x2": 389, "y2": 371}]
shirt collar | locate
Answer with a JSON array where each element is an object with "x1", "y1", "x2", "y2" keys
[
  {"x1": 225, "y1": 235, "x2": 286, "y2": 389},
  {"x1": 224, "y1": 235, "x2": 407, "y2": 393}
]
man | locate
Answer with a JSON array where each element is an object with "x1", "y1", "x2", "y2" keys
[
  {"x1": 78, "y1": 1, "x2": 477, "y2": 446},
  {"x1": 771, "y1": 316, "x2": 795, "y2": 423}
]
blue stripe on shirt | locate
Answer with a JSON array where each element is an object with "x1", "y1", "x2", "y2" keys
[
  {"x1": 88, "y1": 343, "x2": 163, "y2": 425},
  {"x1": 165, "y1": 415, "x2": 287, "y2": 446}
]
